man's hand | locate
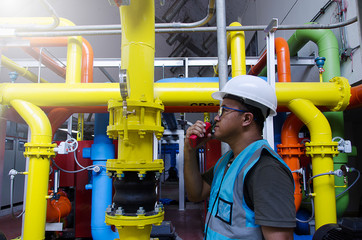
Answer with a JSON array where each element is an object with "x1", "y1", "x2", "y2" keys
[{"x1": 185, "y1": 120, "x2": 213, "y2": 149}]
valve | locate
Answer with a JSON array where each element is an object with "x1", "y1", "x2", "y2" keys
[{"x1": 54, "y1": 138, "x2": 78, "y2": 154}]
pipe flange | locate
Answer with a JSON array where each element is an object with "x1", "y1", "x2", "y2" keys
[
  {"x1": 329, "y1": 76, "x2": 351, "y2": 111},
  {"x1": 105, "y1": 210, "x2": 164, "y2": 228},
  {"x1": 277, "y1": 143, "x2": 305, "y2": 157},
  {"x1": 106, "y1": 159, "x2": 164, "y2": 175},
  {"x1": 305, "y1": 141, "x2": 339, "y2": 158},
  {"x1": 24, "y1": 142, "x2": 57, "y2": 158}
]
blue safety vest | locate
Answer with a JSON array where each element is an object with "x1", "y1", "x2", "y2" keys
[{"x1": 204, "y1": 139, "x2": 291, "y2": 240}]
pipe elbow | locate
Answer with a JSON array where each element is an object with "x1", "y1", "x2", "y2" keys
[
  {"x1": 10, "y1": 99, "x2": 52, "y2": 142},
  {"x1": 287, "y1": 99, "x2": 332, "y2": 141}
]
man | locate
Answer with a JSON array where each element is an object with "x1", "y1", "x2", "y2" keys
[{"x1": 184, "y1": 75, "x2": 295, "y2": 240}]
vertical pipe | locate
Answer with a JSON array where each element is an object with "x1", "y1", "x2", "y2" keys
[
  {"x1": 86, "y1": 113, "x2": 118, "y2": 240},
  {"x1": 65, "y1": 36, "x2": 82, "y2": 84},
  {"x1": 216, "y1": 0, "x2": 228, "y2": 90},
  {"x1": 229, "y1": 22, "x2": 246, "y2": 77},
  {"x1": 288, "y1": 99, "x2": 337, "y2": 229},
  {"x1": 120, "y1": 1, "x2": 155, "y2": 102},
  {"x1": 10, "y1": 99, "x2": 54, "y2": 240},
  {"x1": 278, "y1": 113, "x2": 304, "y2": 211}
]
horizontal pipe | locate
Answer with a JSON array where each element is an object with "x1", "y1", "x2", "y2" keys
[
  {"x1": 347, "y1": 84, "x2": 362, "y2": 109},
  {"x1": 11, "y1": 17, "x2": 357, "y2": 37},
  {"x1": 0, "y1": 80, "x2": 350, "y2": 110}
]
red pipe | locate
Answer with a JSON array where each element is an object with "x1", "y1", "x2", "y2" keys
[
  {"x1": 248, "y1": 37, "x2": 291, "y2": 83},
  {"x1": 22, "y1": 47, "x2": 66, "y2": 78},
  {"x1": 248, "y1": 50, "x2": 266, "y2": 76},
  {"x1": 277, "y1": 113, "x2": 304, "y2": 211},
  {"x1": 347, "y1": 84, "x2": 362, "y2": 110}
]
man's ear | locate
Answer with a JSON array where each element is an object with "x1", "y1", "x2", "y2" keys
[{"x1": 241, "y1": 112, "x2": 254, "y2": 126}]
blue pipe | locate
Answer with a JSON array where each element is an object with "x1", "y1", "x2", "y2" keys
[{"x1": 83, "y1": 113, "x2": 118, "y2": 240}]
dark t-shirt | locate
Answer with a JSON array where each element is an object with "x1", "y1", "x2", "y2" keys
[{"x1": 202, "y1": 149, "x2": 296, "y2": 228}]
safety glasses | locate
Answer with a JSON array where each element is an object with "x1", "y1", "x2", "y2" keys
[{"x1": 217, "y1": 106, "x2": 247, "y2": 118}]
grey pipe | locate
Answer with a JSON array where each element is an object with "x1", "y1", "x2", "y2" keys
[
  {"x1": 51, "y1": 0, "x2": 214, "y2": 31},
  {"x1": 216, "y1": 0, "x2": 228, "y2": 90},
  {"x1": 12, "y1": 17, "x2": 357, "y2": 37}
]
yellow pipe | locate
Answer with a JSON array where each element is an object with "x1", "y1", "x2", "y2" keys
[
  {"x1": 10, "y1": 99, "x2": 56, "y2": 240},
  {"x1": 288, "y1": 99, "x2": 338, "y2": 229},
  {"x1": 120, "y1": 2, "x2": 155, "y2": 102},
  {"x1": 0, "y1": 17, "x2": 82, "y2": 84},
  {"x1": 0, "y1": 77, "x2": 350, "y2": 110},
  {"x1": 0, "y1": 83, "x2": 121, "y2": 106},
  {"x1": 105, "y1": 1, "x2": 164, "y2": 239},
  {"x1": 228, "y1": 22, "x2": 246, "y2": 77},
  {"x1": 1, "y1": 55, "x2": 48, "y2": 83}
]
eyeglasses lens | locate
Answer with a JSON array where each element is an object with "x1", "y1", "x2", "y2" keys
[{"x1": 218, "y1": 107, "x2": 224, "y2": 118}]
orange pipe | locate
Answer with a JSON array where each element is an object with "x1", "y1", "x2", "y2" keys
[
  {"x1": 26, "y1": 37, "x2": 94, "y2": 83},
  {"x1": 48, "y1": 108, "x2": 73, "y2": 135},
  {"x1": 277, "y1": 113, "x2": 304, "y2": 211},
  {"x1": 347, "y1": 84, "x2": 362, "y2": 110},
  {"x1": 275, "y1": 38, "x2": 291, "y2": 82},
  {"x1": 25, "y1": 37, "x2": 95, "y2": 133},
  {"x1": 81, "y1": 38, "x2": 94, "y2": 83},
  {"x1": 248, "y1": 37, "x2": 291, "y2": 83}
]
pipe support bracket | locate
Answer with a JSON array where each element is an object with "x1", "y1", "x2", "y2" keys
[
  {"x1": 24, "y1": 142, "x2": 57, "y2": 158},
  {"x1": 305, "y1": 141, "x2": 339, "y2": 158},
  {"x1": 277, "y1": 143, "x2": 305, "y2": 157}
]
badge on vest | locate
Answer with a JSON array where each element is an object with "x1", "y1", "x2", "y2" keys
[{"x1": 216, "y1": 198, "x2": 233, "y2": 225}]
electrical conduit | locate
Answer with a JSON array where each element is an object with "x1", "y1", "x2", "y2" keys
[{"x1": 10, "y1": 99, "x2": 56, "y2": 240}]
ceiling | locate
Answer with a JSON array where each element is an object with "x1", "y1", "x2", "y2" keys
[
  {"x1": 0, "y1": 0, "x2": 250, "y2": 82},
  {"x1": 0, "y1": 0, "x2": 250, "y2": 137}
]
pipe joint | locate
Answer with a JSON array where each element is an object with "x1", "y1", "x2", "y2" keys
[
  {"x1": 106, "y1": 159, "x2": 164, "y2": 176},
  {"x1": 277, "y1": 143, "x2": 305, "y2": 157},
  {"x1": 305, "y1": 141, "x2": 339, "y2": 158},
  {"x1": 329, "y1": 76, "x2": 351, "y2": 111},
  {"x1": 24, "y1": 142, "x2": 57, "y2": 158},
  {"x1": 108, "y1": 99, "x2": 164, "y2": 141}
]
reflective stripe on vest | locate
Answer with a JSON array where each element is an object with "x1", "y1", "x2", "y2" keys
[{"x1": 204, "y1": 139, "x2": 291, "y2": 240}]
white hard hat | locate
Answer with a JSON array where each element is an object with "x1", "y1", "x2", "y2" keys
[{"x1": 212, "y1": 75, "x2": 277, "y2": 118}]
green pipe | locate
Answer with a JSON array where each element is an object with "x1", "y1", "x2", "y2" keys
[{"x1": 286, "y1": 26, "x2": 349, "y2": 217}]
